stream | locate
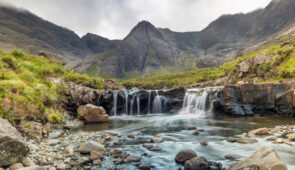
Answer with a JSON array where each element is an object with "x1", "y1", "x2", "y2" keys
[{"x1": 84, "y1": 88, "x2": 295, "y2": 169}]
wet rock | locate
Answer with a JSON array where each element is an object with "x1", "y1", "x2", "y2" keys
[
  {"x1": 287, "y1": 133, "x2": 295, "y2": 141},
  {"x1": 139, "y1": 165, "x2": 151, "y2": 170},
  {"x1": 264, "y1": 136, "x2": 278, "y2": 141},
  {"x1": 184, "y1": 157, "x2": 210, "y2": 170},
  {"x1": 127, "y1": 133, "x2": 138, "y2": 139},
  {"x1": 283, "y1": 139, "x2": 292, "y2": 146},
  {"x1": 90, "y1": 151, "x2": 104, "y2": 160},
  {"x1": 22, "y1": 157, "x2": 35, "y2": 167},
  {"x1": 78, "y1": 104, "x2": 108, "y2": 123},
  {"x1": 10, "y1": 163, "x2": 24, "y2": 170},
  {"x1": 27, "y1": 122, "x2": 43, "y2": 142},
  {"x1": 200, "y1": 141, "x2": 208, "y2": 145},
  {"x1": 224, "y1": 154, "x2": 241, "y2": 160},
  {"x1": 275, "y1": 138, "x2": 284, "y2": 144},
  {"x1": 104, "y1": 131, "x2": 121, "y2": 136},
  {"x1": 110, "y1": 149, "x2": 122, "y2": 156},
  {"x1": 229, "y1": 147, "x2": 287, "y2": 170},
  {"x1": 175, "y1": 150, "x2": 198, "y2": 164},
  {"x1": 93, "y1": 159, "x2": 101, "y2": 165},
  {"x1": 63, "y1": 120, "x2": 84, "y2": 130},
  {"x1": 236, "y1": 137, "x2": 257, "y2": 143},
  {"x1": 77, "y1": 156, "x2": 89, "y2": 164},
  {"x1": 104, "y1": 136, "x2": 112, "y2": 141},
  {"x1": 151, "y1": 136, "x2": 164, "y2": 143},
  {"x1": 187, "y1": 126, "x2": 197, "y2": 130},
  {"x1": 149, "y1": 146, "x2": 161, "y2": 151},
  {"x1": 113, "y1": 158, "x2": 123, "y2": 164},
  {"x1": 48, "y1": 130, "x2": 63, "y2": 139},
  {"x1": 249, "y1": 128, "x2": 269, "y2": 135},
  {"x1": 78, "y1": 141, "x2": 105, "y2": 154},
  {"x1": 227, "y1": 137, "x2": 237, "y2": 142},
  {"x1": 192, "y1": 131, "x2": 199, "y2": 136},
  {"x1": 271, "y1": 126, "x2": 281, "y2": 133},
  {"x1": 0, "y1": 118, "x2": 29, "y2": 166},
  {"x1": 124, "y1": 156, "x2": 141, "y2": 163}
]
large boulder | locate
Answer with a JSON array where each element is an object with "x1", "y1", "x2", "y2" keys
[
  {"x1": 78, "y1": 104, "x2": 108, "y2": 123},
  {"x1": 249, "y1": 128, "x2": 269, "y2": 135},
  {"x1": 175, "y1": 150, "x2": 198, "y2": 164},
  {"x1": 229, "y1": 147, "x2": 287, "y2": 170},
  {"x1": 0, "y1": 118, "x2": 29, "y2": 166},
  {"x1": 184, "y1": 157, "x2": 210, "y2": 170}
]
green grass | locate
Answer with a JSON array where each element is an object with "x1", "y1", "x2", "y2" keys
[
  {"x1": 122, "y1": 40, "x2": 295, "y2": 89},
  {"x1": 0, "y1": 50, "x2": 104, "y2": 124}
]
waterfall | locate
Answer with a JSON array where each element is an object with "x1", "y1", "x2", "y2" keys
[
  {"x1": 96, "y1": 94, "x2": 101, "y2": 106},
  {"x1": 112, "y1": 90, "x2": 118, "y2": 116},
  {"x1": 147, "y1": 90, "x2": 151, "y2": 114},
  {"x1": 137, "y1": 94, "x2": 140, "y2": 115},
  {"x1": 125, "y1": 91, "x2": 128, "y2": 115},
  {"x1": 153, "y1": 90, "x2": 165, "y2": 113},
  {"x1": 130, "y1": 95, "x2": 135, "y2": 115},
  {"x1": 180, "y1": 88, "x2": 221, "y2": 115}
]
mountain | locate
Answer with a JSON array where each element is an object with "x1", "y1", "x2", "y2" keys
[
  {"x1": 76, "y1": 0, "x2": 295, "y2": 78},
  {"x1": 0, "y1": 5, "x2": 94, "y2": 64},
  {"x1": 82, "y1": 33, "x2": 120, "y2": 54}
]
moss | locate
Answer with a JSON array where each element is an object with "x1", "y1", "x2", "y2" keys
[{"x1": 48, "y1": 113, "x2": 62, "y2": 124}]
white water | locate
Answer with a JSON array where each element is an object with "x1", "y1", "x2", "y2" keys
[
  {"x1": 153, "y1": 90, "x2": 163, "y2": 113},
  {"x1": 179, "y1": 88, "x2": 220, "y2": 115},
  {"x1": 130, "y1": 95, "x2": 135, "y2": 115},
  {"x1": 137, "y1": 94, "x2": 140, "y2": 115},
  {"x1": 125, "y1": 91, "x2": 128, "y2": 115},
  {"x1": 112, "y1": 91, "x2": 118, "y2": 116}
]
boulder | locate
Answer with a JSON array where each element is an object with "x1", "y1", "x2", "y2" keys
[
  {"x1": 124, "y1": 156, "x2": 141, "y2": 163},
  {"x1": 249, "y1": 128, "x2": 269, "y2": 135},
  {"x1": 78, "y1": 141, "x2": 105, "y2": 154},
  {"x1": 287, "y1": 133, "x2": 295, "y2": 141},
  {"x1": 236, "y1": 137, "x2": 257, "y2": 143},
  {"x1": 0, "y1": 118, "x2": 29, "y2": 166},
  {"x1": 229, "y1": 147, "x2": 287, "y2": 170},
  {"x1": 27, "y1": 122, "x2": 43, "y2": 142},
  {"x1": 10, "y1": 163, "x2": 24, "y2": 170},
  {"x1": 151, "y1": 136, "x2": 164, "y2": 143},
  {"x1": 184, "y1": 157, "x2": 210, "y2": 170},
  {"x1": 18, "y1": 166, "x2": 47, "y2": 170},
  {"x1": 76, "y1": 156, "x2": 89, "y2": 164},
  {"x1": 90, "y1": 151, "x2": 104, "y2": 160},
  {"x1": 78, "y1": 104, "x2": 108, "y2": 123},
  {"x1": 175, "y1": 150, "x2": 198, "y2": 164}
]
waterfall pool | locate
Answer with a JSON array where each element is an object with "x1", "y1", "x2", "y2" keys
[{"x1": 83, "y1": 114, "x2": 295, "y2": 169}]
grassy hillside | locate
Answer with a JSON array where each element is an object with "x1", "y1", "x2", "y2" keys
[
  {"x1": 0, "y1": 50, "x2": 104, "y2": 124},
  {"x1": 122, "y1": 39, "x2": 295, "y2": 89}
]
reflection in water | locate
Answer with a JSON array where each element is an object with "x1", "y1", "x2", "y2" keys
[{"x1": 84, "y1": 114, "x2": 295, "y2": 169}]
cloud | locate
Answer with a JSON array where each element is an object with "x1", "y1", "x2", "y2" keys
[{"x1": 0, "y1": 0, "x2": 271, "y2": 39}]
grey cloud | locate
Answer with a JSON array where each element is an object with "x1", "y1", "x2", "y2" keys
[{"x1": 0, "y1": 0, "x2": 271, "y2": 39}]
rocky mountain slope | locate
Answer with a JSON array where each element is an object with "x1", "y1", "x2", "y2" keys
[{"x1": 76, "y1": 0, "x2": 295, "y2": 78}]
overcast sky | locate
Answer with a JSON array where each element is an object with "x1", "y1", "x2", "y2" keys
[{"x1": 1, "y1": 0, "x2": 271, "y2": 40}]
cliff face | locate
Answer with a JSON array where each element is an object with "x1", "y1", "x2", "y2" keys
[{"x1": 76, "y1": 0, "x2": 295, "y2": 78}]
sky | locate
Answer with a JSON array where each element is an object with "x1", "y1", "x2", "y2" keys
[{"x1": 1, "y1": 0, "x2": 272, "y2": 40}]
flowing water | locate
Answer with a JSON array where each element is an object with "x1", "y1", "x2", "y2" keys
[{"x1": 87, "y1": 88, "x2": 295, "y2": 169}]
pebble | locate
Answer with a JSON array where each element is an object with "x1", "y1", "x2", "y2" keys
[{"x1": 76, "y1": 157, "x2": 89, "y2": 164}]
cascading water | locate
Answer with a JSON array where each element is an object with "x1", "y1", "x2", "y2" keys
[
  {"x1": 130, "y1": 95, "x2": 135, "y2": 115},
  {"x1": 112, "y1": 91, "x2": 118, "y2": 116},
  {"x1": 125, "y1": 91, "x2": 128, "y2": 115},
  {"x1": 137, "y1": 94, "x2": 140, "y2": 115},
  {"x1": 180, "y1": 88, "x2": 221, "y2": 115},
  {"x1": 96, "y1": 94, "x2": 101, "y2": 106},
  {"x1": 153, "y1": 90, "x2": 165, "y2": 113}
]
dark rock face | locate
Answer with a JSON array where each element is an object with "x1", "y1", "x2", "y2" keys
[
  {"x1": 213, "y1": 81, "x2": 295, "y2": 116},
  {"x1": 50, "y1": 78, "x2": 184, "y2": 115},
  {"x1": 184, "y1": 157, "x2": 210, "y2": 170},
  {"x1": 0, "y1": 118, "x2": 29, "y2": 166}
]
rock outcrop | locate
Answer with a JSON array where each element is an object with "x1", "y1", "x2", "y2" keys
[
  {"x1": 229, "y1": 147, "x2": 287, "y2": 170},
  {"x1": 0, "y1": 118, "x2": 29, "y2": 166},
  {"x1": 78, "y1": 104, "x2": 108, "y2": 123},
  {"x1": 213, "y1": 81, "x2": 295, "y2": 116}
]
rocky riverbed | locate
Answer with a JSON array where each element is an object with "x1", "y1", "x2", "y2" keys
[{"x1": 1, "y1": 114, "x2": 295, "y2": 170}]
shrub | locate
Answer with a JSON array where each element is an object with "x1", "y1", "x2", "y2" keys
[{"x1": 2, "y1": 55, "x2": 17, "y2": 69}]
